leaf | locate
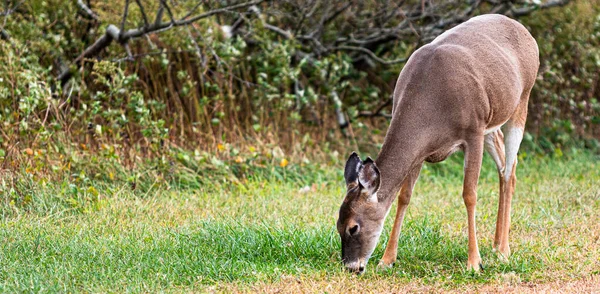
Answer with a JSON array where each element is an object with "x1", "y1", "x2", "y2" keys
[{"x1": 554, "y1": 148, "x2": 563, "y2": 158}]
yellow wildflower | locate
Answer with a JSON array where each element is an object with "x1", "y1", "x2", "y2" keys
[{"x1": 279, "y1": 158, "x2": 289, "y2": 168}]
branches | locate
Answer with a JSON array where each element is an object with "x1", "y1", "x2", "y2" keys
[
  {"x1": 56, "y1": 0, "x2": 572, "y2": 120},
  {"x1": 0, "y1": 0, "x2": 22, "y2": 17},
  {"x1": 1, "y1": 0, "x2": 24, "y2": 43},
  {"x1": 118, "y1": 0, "x2": 263, "y2": 43},
  {"x1": 120, "y1": 0, "x2": 130, "y2": 32},
  {"x1": 255, "y1": 0, "x2": 572, "y2": 69},
  {"x1": 335, "y1": 45, "x2": 408, "y2": 65},
  {"x1": 182, "y1": 0, "x2": 263, "y2": 25},
  {"x1": 58, "y1": 0, "x2": 266, "y2": 87},
  {"x1": 159, "y1": 0, "x2": 175, "y2": 25},
  {"x1": 57, "y1": 25, "x2": 120, "y2": 85},
  {"x1": 44, "y1": 0, "x2": 576, "y2": 140},
  {"x1": 76, "y1": 0, "x2": 99, "y2": 21},
  {"x1": 358, "y1": 97, "x2": 393, "y2": 118},
  {"x1": 511, "y1": 0, "x2": 571, "y2": 17},
  {"x1": 134, "y1": 0, "x2": 149, "y2": 27},
  {"x1": 249, "y1": 0, "x2": 569, "y2": 122}
]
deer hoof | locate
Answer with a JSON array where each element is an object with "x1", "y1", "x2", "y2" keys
[
  {"x1": 495, "y1": 246, "x2": 511, "y2": 262},
  {"x1": 467, "y1": 259, "x2": 483, "y2": 273},
  {"x1": 496, "y1": 252, "x2": 510, "y2": 263},
  {"x1": 377, "y1": 259, "x2": 394, "y2": 270}
]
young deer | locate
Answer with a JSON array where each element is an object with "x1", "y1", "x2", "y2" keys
[{"x1": 336, "y1": 14, "x2": 539, "y2": 274}]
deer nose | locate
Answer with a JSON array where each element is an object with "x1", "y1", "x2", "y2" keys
[{"x1": 344, "y1": 261, "x2": 365, "y2": 274}]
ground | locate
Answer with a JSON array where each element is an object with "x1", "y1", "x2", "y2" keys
[{"x1": 1, "y1": 152, "x2": 599, "y2": 292}]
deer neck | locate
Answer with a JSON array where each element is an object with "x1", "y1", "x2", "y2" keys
[{"x1": 374, "y1": 115, "x2": 428, "y2": 210}]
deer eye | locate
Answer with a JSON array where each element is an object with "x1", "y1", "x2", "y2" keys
[{"x1": 348, "y1": 224, "x2": 359, "y2": 236}]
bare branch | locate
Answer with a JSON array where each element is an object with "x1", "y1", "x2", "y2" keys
[
  {"x1": 335, "y1": 45, "x2": 408, "y2": 65},
  {"x1": 58, "y1": 25, "x2": 121, "y2": 86},
  {"x1": 123, "y1": 43, "x2": 134, "y2": 61},
  {"x1": 154, "y1": 5, "x2": 164, "y2": 26},
  {"x1": 120, "y1": 0, "x2": 130, "y2": 32},
  {"x1": 181, "y1": 1, "x2": 205, "y2": 21},
  {"x1": 511, "y1": 0, "x2": 570, "y2": 17},
  {"x1": 134, "y1": 0, "x2": 149, "y2": 27},
  {"x1": 159, "y1": 0, "x2": 175, "y2": 24},
  {"x1": 358, "y1": 97, "x2": 393, "y2": 118},
  {"x1": 76, "y1": 0, "x2": 99, "y2": 21},
  {"x1": 332, "y1": 91, "x2": 349, "y2": 130},
  {"x1": 311, "y1": 0, "x2": 332, "y2": 39},
  {"x1": 264, "y1": 23, "x2": 293, "y2": 39},
  {"x1": 181, "y1": 0, "x2": 264, "y2": 26},
  {"x1": 323, "y1": 1, "x2": 353, "y2": 26}
]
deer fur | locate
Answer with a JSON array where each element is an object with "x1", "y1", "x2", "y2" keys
[{"x1": 337, "y1": 14, "x2": 539, "y2": 274}]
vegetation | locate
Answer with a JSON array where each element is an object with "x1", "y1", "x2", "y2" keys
[
  {"x1": 1, "y1": 152, "x2": 598, "y2": 292},
  {"x1": 0, "y1": 1, "x2": 598, "y2": 159},
  {"x1": 0, "y1": 0, "x2": 597, "y2": 191},
  {"x1": 1, "y1": 0, "x2": 599, "y2": 292}
]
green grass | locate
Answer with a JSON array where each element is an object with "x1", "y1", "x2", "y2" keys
[{"x1": 1, "y1": 152, "x2": 599, "y2": 292}]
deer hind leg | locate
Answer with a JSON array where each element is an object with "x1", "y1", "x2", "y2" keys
[
  {"x1": 378, "y1": 163, "x2": 423, "y2": 269},
  {"x1": 493, "y1": 96, "x2": 528, "y2": 261},
  {"x1": 495, "y1": 120, "x2": 525, "y2": 260},
  {"x1": 484, "y1": 130, "x2": 507, "y2": 252},
  {"x1": 463, "y1": 137, "x2": 485, "y2": 271}
]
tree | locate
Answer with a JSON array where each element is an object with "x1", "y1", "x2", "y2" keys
[{"x1": 59, "y1": 0, "x2": 570, "y2": 89}]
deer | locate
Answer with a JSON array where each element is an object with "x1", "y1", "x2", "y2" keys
[{"x1": 336, "y1": 14, "x2": 539, "y2": 274}]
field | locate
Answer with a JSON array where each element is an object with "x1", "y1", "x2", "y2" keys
[{"x1": 1, "y1": 152, "x2": 599, "y2": 293}]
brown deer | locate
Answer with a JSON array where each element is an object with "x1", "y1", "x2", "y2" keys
[{"x1": 336, "y1": 14, "x2": 539, "y2": 274}]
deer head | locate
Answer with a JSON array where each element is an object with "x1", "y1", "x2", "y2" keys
[{"x1": 336, "y1": 152, "x2": 386, "y2": 274}]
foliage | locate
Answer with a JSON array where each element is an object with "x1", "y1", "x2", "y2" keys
[
  {"x1": 522, "y1": 1, "x2": 600, "y2": 153},
  {"x1": 0, "y1": 0, "x2": 599, "y2": 196}
]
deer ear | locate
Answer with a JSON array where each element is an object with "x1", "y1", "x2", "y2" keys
[
  {"x1": 344, "y1": 152, "x2": 362, "y2": 187},
  {"x1": 358, "y1": 157, "x2": 380, "y2": 196}
]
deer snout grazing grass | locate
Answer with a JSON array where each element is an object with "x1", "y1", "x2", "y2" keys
[{"x1": 336, "y1": 14, "x2": 539, "y2": 273}]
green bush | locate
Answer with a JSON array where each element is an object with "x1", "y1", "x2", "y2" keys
[
  {"x1": 0, "y1": 0, "x2": 598, "y2": 184},
  {"x1": 522, "y1": 1, "x2": 600, "y2": 153}
]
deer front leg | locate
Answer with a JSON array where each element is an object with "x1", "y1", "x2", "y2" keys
[
  {"x1": 378, "y1": 164, "x2": 422, "y2": 269},
  {"x1": 463, "y1": 138, "x2": 484, "y2": 272}
]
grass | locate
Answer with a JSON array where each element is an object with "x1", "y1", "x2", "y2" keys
[{"x1": 1, "y1": 151, "x2": 599, "y2": 292}]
